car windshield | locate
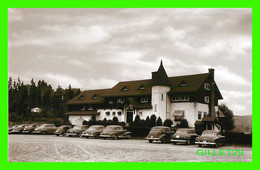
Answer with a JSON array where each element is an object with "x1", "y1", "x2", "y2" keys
[
  {"x1": 73, "y1": 126, "x2": 84, "y2": 130},
  {"x1": 176, "y1": 129, "x2": 193, "y2": 134},
  {"x1": 88, "y1": 126, "x2": 103, "y2": 131},
  {"x1": 27, "y1": 125, "x2": 35, "y2": 128},
  {"x1": 151, "y1": 127, "x2": 167, "y2": 132},
  {"x1": 104, "y1": 126, "x2": 122, "y2": 131}
]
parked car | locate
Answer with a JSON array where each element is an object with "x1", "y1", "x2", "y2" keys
[
  {"x1": 99, "y1": 125, "x2": 131, "y2": 140},
  {"x1": 81, "y1": 125, "x2": 105, "y2": 138},
  {"x1": 171, "y1": 128, "x2": 197, "y2": 145},
  {"x1": 11, "y1": 124, "x2": 30, "y2": 134},
  {"x1": 22, "y1": 124, "x2": 40, "y2": 134},
  {"x1": 66, "y1": 125, "x2": 89, "y2": 137},
  {"x1": 195, "y1": 130, "x2": 225, "y2": 147},
  {"x1": 55, "y1": 125, "x2": 72, "y2": 136},
  {"x1": 32, "y1": 124, "x2": 58, "y2": 134},
  {"x1": 8, "y1": 125, "x2": 18, "y2": 134},
  {"x1": 145, "y1": 126, "x2": 173, "y2": 143}
]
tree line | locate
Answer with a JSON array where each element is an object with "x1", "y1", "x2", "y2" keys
[{"x1": 8, "y1": 77, "x2": 81, "y2": 124}]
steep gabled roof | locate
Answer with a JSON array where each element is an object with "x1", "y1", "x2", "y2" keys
[{"x1": 151, "y1": 60, "x2": 171, "y2": 86}]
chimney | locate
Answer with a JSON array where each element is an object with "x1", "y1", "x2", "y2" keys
[
  {"x1": 208, "y1": 68, "x2": 215, "y2": 118},
  {"x1": 208, "y1": 68, "x2": 215, "y2": 79}
]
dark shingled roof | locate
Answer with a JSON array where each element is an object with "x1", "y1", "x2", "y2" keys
[
  {"x1": 151, "y1": 60, "x2": 171, "y2": 86},
  {"x1": 202, "y1": 117, "x2": 216, "y2": 122},
  {"x1": 64, "y1": 111, "x2": 99, "y2": 115},
  {"x1": 128, "y1": 98, "x2": 152, "y2": 109}
]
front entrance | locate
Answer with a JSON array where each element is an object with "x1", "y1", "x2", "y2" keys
[{"x1": 126, "y1": 110, "x2": 134, "y2": 123}]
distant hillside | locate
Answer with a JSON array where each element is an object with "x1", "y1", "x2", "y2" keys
[{"x1": 231, "y1": 115, "x2": 252, "y2": 133}]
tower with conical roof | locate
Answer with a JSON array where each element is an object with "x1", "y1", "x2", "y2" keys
[{"x1": 151, "y1": 60, "x2": 171, "y2": 121}]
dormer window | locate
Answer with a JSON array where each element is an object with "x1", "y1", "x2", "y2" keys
[
  {"x1": 204, "y1": 83, "x2": 210, "y2": 90},
  {"x1": 79, "y1": 95, "x2": 84, "y2": 100},
  {"x1": 141, "y1": 97, "x2": 148, "y2": 103},
  {"x1": 92, "y1": 94, "x2": 98, "y2": 99},
  {"x1": 109, "y1": 99, "x2": 114, "y2": 104},
  {"x1": 88, "y1": 106, "x2": 93, "y2": 110},
  {"x1": 121, "y1": 86, "x2": 128, "y2": 91},
  {"x1": 138, "y1": 85, "x2": 145, "y2": 90},
  {"x1": 81, "y1": 106, "x2": 86, "y2": 110},
  {"x1": 118, "y1": 98, "x2": 125, "y2": 104},
  {"x1": 204, "y1": 96, "x2": 209, "y2": 103},
  {"x1": 179, "y1": 81, "x2": 188, "y2": 87}
]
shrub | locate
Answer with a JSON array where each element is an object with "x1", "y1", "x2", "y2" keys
[
  {"x1": 134, "y1": 115, "x2": 140, "y2": 126},
  {"x1": 145, "y1": 116, "x2": 150, "y2": 127},
  {"x1": 156, "y1": 117, "x2": 162, "y2": 126},
  {"x1": 150, "y1": 114, "x2": 157, "y2": 127},
  {"x1": 112, "y1": 116, "x2": 119, "y2": 123},
  {"x1": 163, "y1": 119, "x2": 173, "y2": 127},
  {"x1": 178, "y1": 119, "x2": 188, "y2": 128},
  {"x1": 137, "y1": 119, "x2": 146, "y2": 127}
]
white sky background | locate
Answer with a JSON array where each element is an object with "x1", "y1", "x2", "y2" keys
[{"x1": 8, "y1": 8, "x2": 252, "y2": 116}]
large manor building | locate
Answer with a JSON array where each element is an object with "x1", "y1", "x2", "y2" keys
[{"x1": 66, "y1": 61, "x2": 223, "y2": 128}]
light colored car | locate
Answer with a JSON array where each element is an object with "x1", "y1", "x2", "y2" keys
[
  {"x1": 32, "y1": 124, "x2": 58, "y2": 134},
  {"x1": 171, "y1": 128, "x2": 197, "y2": 145},
  {"x1": 145, "y1": 126, "x2": 173, "y2": 143},
  {"x1": 22, "y1": 124, "x2": 39, "y2": 134},
  {"x1": 8, "y1": 125, "x2": 18, "y2": 134},
  {"x1": 66, "y1": 125, "x2": 89, "y2": 137},
  {"x1": 11, "y1": 124, "x2": 30, "y2": 134},
  {"x1": 99, "y1": 125, "x2": 131, "y2": 140},
  {"x1": 195, "y1": 130, "x2": 225, "y2": 147},
  {"x1": 81, "y1": 125, "x2": 105, "y2": 138}
]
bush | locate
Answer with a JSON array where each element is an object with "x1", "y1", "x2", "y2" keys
[
  {"x1": 150, "y1": 114, "x2": 157, "y2": 127},
  {"x1": 177, "y1": 119, "x2": 188, "y2": 128},
  {"x1": 134, "y1": 115, "x2": 141, "y2": 126},
  {"x1": 112, "y1": 116, "x2": 119, "y2": 123},
  {"x1": 120, "y1": 121, "x2": 126, "y2": 126},
  {"x1": 156, "y1": 117, "x2": 162, "y2": 126},
  {"x1": 163, "y1": 119, "x2": 173, "y2": 127},
  {"x1": 145, "y1": 116, "x2": 150, "y2": 127},
  {"x1": 136, "y1": 119, "x2": 146, "y2": 127}
]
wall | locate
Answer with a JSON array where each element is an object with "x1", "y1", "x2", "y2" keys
[
  {"x1": 151, "y1": 86, "x2": 171, "y2": 121},
  {"x1": 136, "y1": 109, "x2": 153, "y2": 120},
  {"x1": 170, "y1": 102, "x2": 209, "y2": 127},
  {"x1": 69, "y1": 115, "x2": 92, "y2": 125}
]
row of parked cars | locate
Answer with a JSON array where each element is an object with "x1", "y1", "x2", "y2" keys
[{"x1": 9, "y1": 124, "x2": 225, "y2": 147}]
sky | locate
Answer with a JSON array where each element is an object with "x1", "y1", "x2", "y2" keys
[{"x1": 8, "y1": 8, "x2": 252, "y2": 116}]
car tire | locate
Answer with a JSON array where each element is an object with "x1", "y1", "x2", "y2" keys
[
  {"x1": 161, "y1": 137, "x2": 166, "y2": 143},
  {"x1": 114, "y1": 134, "x2": 118, "y2": 140},
  {"x1": 187, "y1": 140, "x2": 191, "y2": 145},
  {"x1": 149, "y1": 140, "x2": 153, "y2": 143}
]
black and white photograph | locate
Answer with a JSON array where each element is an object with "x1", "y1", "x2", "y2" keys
[{"x1": 8, "y1": 8, "x2": 252, "y2": 162}]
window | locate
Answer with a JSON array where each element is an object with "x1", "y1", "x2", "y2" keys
[
  {"x1": 112, "y1": 112, "x2": 116, "y2": 116},
  {"x1": 88, "y1": 106, "x2": 93, "y2": 110},
  {"x1": 172, "y1": 96, "x2": 179, "y2": 101},
  {"x1": 81, "y1": 106, "x2": 86, "y2": 111},
  {"x1": 141, "y1": 97, "x2": 148, "y2": 103},
  {"x1": 105, "y1": 111, "x2": 110, "y2": 116},
  {"x1": 172, "y1": 95, "x2": 189, "y2": 102},
  {"x1": 117, "y1": 111, "x2": 122, "y2": 116},
  {"x1": 79, "y1": 95, "x2": 84, "y2": 100},
  {"x1": 203, "y1": 112, "x2": 207, "y2": 117},
  {"x1": 92, "y1": 94, "x2": 98, "y2": 99},
  {"x1": 118, "y1": 98, "x2": 125, "y2": 104},
  {"x1": 161, "y1": 94, "x2": 164, "y2": 101},
  {"x1": 204, "y1": 83, "x2": 210, "y2": 90},
  {"x1": 154, "y1": 104, "x2": 157, "y2": 112},
  {"x1": 198, "y1": 111, "x2": 202, "y2": 120},
  {"x1": 138, "y1": 112, "x2": 142, "y2": 115},
  {"x1": 121, "y1": 86, "x2": 128, "y2": 91},
  {"x1": 139, "y1": 85, "x2": 145, "y2": 90},
  {"x1": 183, "y1": 95, "x2": 189, "y2": 101},
  {"x1": 204, "y1": 96, "x2": 209, "y2": 103},
  {"x1": 179, "y1": 81, "x2": 188, "y2": 87},
  {"x1": 109, "y1": 99, "x2": 113, "y2": 104}
]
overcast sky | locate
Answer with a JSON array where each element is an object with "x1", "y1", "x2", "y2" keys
[{"x1": 8, "y1": 8, "x2": 252, "y2": 116}]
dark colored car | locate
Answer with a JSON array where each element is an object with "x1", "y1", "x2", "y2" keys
[
  {"x1": 55, "y1": 125, "x2": 72, "y2": 136},
  {"x1": 145, "y1": 126, "x2": 173, "y2": 143},
  {"x1": 32, "y1": 124, "x2": 58, "y2": 134},
  {"x1": 66, "y1": 125, "x2": 89, "y2": 137},
  {"x1": 22, "y1": 124, "x2": 39, "y2": 134},
  {"x1": 195, "y1": 130, "x2": 225, "y2": 147},
  {"x1": 99, "y1": 125, "x2": 131, "y2": 140},
  {"x1": 11, "y1": 124, "x2": 30, "y2": 134},
  {"x1": 171, "y1": 128, "x2": 197, "y2": 145},
  {"x1": 81, "y1": 125, "x2": 105, "y2": 138}
]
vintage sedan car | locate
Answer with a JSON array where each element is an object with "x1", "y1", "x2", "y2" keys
[
  {"x1": 22, "y1": 124, "x2": 39, "y2": 134},
  {"x1": 99, "y1": 125, "x2": 131, "y2": 140},
  {"x1": 11, "y1": 124, "x2": 30, "y2": 134},
  {"x1": 8, "y1": 125, "x2": 18, "y2": 134},
  {"x1": 66, "y1": 125, "x2": 89, "y2": 137},
  {"x1": 32, "y1": 124, "x2": 58, "y2": 134},
  {"x1": 195, "y1": 130, "x2": 225, "y2": 147},
  {"x1": 145, "y1": 126, "x2": 173, "y2": 143},
  {"x1": 81, "y1": 125, "x2": 105, "y2": 138},
  {"x1": 55, "y1": 125, "x2": 72, "y2": 136},
  {"x1": 171, "y1": 128, "x2": 197, "y2": 145}
]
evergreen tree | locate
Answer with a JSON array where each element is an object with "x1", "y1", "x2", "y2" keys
[
  {"x1": 156, "y1": 117, "x2": 162, "y2": 126},
  {"x1": 150, "y1": 114, "x2": 157, "y2": 127}
]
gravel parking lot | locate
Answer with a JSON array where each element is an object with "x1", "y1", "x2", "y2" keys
[{"x1": 8, "y1": 135, "x2": 252, "y2": 162}]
